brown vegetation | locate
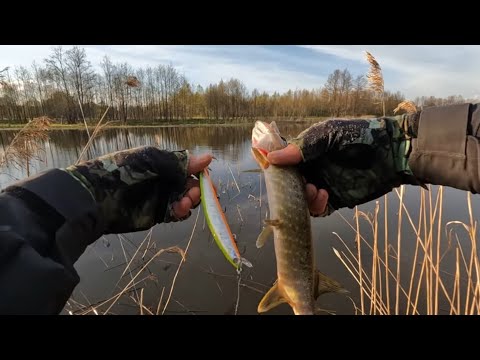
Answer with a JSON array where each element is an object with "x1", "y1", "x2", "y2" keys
[{"x1": 0, "y1": 46, "x2": 474, "y2": 125}]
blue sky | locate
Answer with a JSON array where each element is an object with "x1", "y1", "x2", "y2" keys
[{"x1": 1, "y1": 45, "x2": 479, "y2": 100}]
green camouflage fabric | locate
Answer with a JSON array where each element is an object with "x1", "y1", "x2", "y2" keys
[
  {"x1": 290, "y1": 114, "x2": 424, "y2": 216},
  {"x1": 63, "y1": 146, "x2": 190, "y2": 234}
]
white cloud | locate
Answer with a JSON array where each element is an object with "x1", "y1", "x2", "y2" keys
[
  {"x1": 83, "y1": 45, "x2": 326, "y2": 93},
  {"x1": 0, "y1": 45, "x2": 326, "y2": 93},
  {"x1": 0, "y1": 45, "x2": 56, "y2": 69},
  {"x1": 1, "y1": 45, "x2": 480, "y2": 99},
  {"x1": 300, "y1": 45, "x2": 480, "y2": 99}
]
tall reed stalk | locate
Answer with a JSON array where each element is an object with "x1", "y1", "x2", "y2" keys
[
  {"x1": 334, "y1": 186, "x2": 480, "y2": 315},
  {"x1": 333, "y1": 52, "x2": 479, "y2": 315}
]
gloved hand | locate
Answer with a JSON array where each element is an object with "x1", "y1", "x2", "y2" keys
[
  {"x1": 64, "y1": 146, "x2": 212, "y2": 234},
  {"x1": 268, "y1": 113, "x2": 424, "y2": 216}
]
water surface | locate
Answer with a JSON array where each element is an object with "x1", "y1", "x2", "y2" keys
[{"x1": 1, "y1": 124, "x2": 478, "y2": 315}]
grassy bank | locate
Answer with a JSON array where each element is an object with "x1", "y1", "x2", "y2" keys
[{"x1": 0, "y1": 116, "x2": 335, "y2": 131}]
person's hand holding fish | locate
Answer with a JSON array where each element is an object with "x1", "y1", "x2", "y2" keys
[
  {"x1": 251, "y1": 121, "x2": 347, "y2": 315},
  {"x1": 267, "y1": 114, "x2": 424, "y2": 217}
]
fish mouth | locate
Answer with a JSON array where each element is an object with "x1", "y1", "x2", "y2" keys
[
  {"x1": 251, "y1": 121, "x2": 287, "y2": 169},
  {"x1": 252, "y1": 121, "x2": 272, "y2": 156},
  {"x1": 252, "y1": 120, "x2": 286, "y2": 154},
  {"x1": 251, "y1": 121, "x2": 271, "y2": 169}
]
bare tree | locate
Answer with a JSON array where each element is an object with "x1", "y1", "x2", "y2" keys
[
  {"x1": 66, "y1": 46, "x2": 95, "y2": 120},
  {"x1": 31, "y1": 61, "x2": 50, "y2": 115},
  {"x1": 45, "y1": 46, "x2": 75, "y2": 122},
  {"x1": 101, "y1": 56, "x2": 117, "y2": 120},
  {"x1": 351, "y1": 75, "x2": 367, "y2": 116},
  {"x1": 0, "y1": 67, "x2": 8, "y2": 86},
  {"x1": 4, "y1": 45, "x2": 476, "y2": 124},
  {"x1": 325, "y1": 69, "x2": 341, "y2": 116}
]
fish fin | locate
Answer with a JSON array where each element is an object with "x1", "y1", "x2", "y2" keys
[
  {"x1": 314, "y1": 270, "x2": 349, "y2": 299},
  {"x1": 264, "y1": 219, "x2": 281, "y2": 227},
  {"x1": 251, "y1": 148, "x2": 270, "y2": 169},
  {"x1": 258, "y1": 281, "x2": 288, "y2": 313},
  {"x1": 256, "y1": 225, "x2": 274, "y2": 248}
]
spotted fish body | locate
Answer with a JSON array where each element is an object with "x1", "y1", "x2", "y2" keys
[
  {"x1": 264, "y1": 163, "x2": 316, "y2": 314},
  {"x1": 252, "y1": 121, "x2": 346, "y2": 315}
]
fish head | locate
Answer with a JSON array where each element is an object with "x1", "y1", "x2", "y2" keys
[
  {"x1": 251, "y1": 121, "x2": 287, "y2": 169},
  {"x1": 252, "y1": 120, "x2": 287, "y2": 153}
]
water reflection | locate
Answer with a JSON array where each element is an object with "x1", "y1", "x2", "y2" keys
[
  {"x1": 0, "y1": 124, "x2": 479, "y2": 315},
  {"x1": 0, "y1": 125, "x2": 258, "y2": 186}
]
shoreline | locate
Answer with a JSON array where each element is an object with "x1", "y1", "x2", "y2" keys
[{"x1": 0, "y1": 118, "x2": 327, "y2": 131}]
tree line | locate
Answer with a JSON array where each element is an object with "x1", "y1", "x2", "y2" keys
[{"x1": 0, "y1": 46, "x2": 475, "y2": 124}]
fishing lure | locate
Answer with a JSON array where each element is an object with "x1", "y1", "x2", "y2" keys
[{"x1": 199, "y1": 168, "x2": 252, "y2": 270}]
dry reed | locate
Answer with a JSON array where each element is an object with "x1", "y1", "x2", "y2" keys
[
  {"x1": 332, "y1": 52, "x2": 479, "y2": 315},
  {"x1": 334, "y1": 186, "x2": 480, "y2": 315},
  {"x1": 365, "y1": 51, "x2": 385, "y2": 117},
  {"x1": 0, "y1": 116, "x2": 51, "y2": 175},
  {"x1": 394, "y1": 100, "x2": 417, "y2": 114}
]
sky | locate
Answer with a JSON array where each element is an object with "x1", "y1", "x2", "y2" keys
[{"x1": 0, "y1": 45, "x2": 479, "y2": 100}]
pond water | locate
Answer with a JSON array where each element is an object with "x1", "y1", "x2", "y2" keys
[{"x1": 1, "y1": 124, "x2": 478, "y2": 315}]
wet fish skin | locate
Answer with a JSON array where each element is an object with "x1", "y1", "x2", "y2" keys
[
  {"x1": 252, "y1": 120, "x2": 347, "y2": 315},
  {"x1": 261, "y1": 162, "x2": 316, "y2": 314}
]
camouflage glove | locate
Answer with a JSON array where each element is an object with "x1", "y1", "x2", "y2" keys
[
  {"x1": 63, "y1": 146, "x2": 192, "y2": 234},
  {"x1": 290, "y1": 114, "x2": 424, "y2": 216}
]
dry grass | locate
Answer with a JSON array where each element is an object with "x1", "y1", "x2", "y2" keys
[
  {"x1": 0, "y1": 76, "x2": 214, "y2": 316},
  {"x1": 161, "y1": 210, "x2": 198, "y2": 315},
  {"x1": 65, "y1": 85, "x2": 206, "y2": 314},
  {"x1": 75, "y1": 106, "x2": 112, "y2": 164},
  {"x1": 0, "y1": 116, "x2": 51, "y2": 175},
  {"x1": 13, "y1": 49, "x2": 475, "y2": 316},
  {"x1": 334, "y1": 186, "x2": 480, "y2": 315},
  {"x1": 365, "y1": 51, "x2": 385, "y2": 117},
  {"x1": 333, "y1": 52, "x2": 479, "y2": 315},
  {"x1": 64, "y1": 78, "x2": 181, "y2": 315},
  {"x1": 75, "y1": 71, "x2": 140, "y2": 163},
  {"x1": 394, "y1": 100, "x2": 417, "y2": 115}
]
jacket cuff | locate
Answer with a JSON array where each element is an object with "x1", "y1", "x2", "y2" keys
[
  {"x1": 4, "y1": 169, "x2": 104, "y2": 264},
  {"x1": 408, "y1": 103, "x2": 475, "y2": 191}
]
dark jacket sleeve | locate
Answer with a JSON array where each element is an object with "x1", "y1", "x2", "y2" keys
[
  {"x1": 408, "y1": 103, "x2": 480, "y2": 193},
  {"x1": 0, "y1": 169, "x2": 104, "y2": 314}
]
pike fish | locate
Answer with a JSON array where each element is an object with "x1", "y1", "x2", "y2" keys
[{"x1": 251, "y1": 120, "x2": 347, "y2": 315}]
